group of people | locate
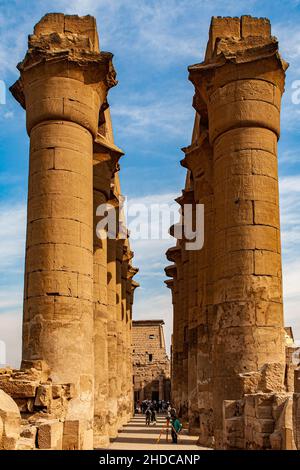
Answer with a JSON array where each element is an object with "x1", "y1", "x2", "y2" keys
[{"x1": 134, "y1": 399, "x2": 182, "y2": 444}]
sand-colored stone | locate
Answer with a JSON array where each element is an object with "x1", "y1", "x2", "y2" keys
[{"x1": 132, "y1": 320, "x2": 170, "y2": 403}]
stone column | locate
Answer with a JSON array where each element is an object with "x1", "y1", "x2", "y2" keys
[
  {"x1": 165, "y1": 276, "x2": 175, "y2": 403},
  {"x1": 93, "y1": 109, "x2": 124, "y2": 441},
  {"x1": 10, "y1": 14, "x2": 117, "y2": 449},
  {"x1": 127, "y1": 269, "x2": 139, "y2": 418},
  {"x1": 93, "y1": 187, "x2": 109, "y2": 448},
  {"x1": 122, "y1": 246, "x2": 134, "y2": 422},
  {"x1": 175, "y1": 190, "x2": 195, "y2": 425},
  {"x1": 120, "y1": 245, "x2": 129, "y2": 423},
  {"x1": 116, "y1": 237, "x2": 125, "y2": 426},
  {"x1": 189, "y1": 15, "x2": 287, "y2": 447}
]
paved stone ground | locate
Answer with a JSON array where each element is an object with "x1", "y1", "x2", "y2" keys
[{"x1": 109, "y1": 414, "x2": 210, "y2": 450}]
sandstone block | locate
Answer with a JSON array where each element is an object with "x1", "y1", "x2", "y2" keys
[
  {"x1": 260, "y1": 363, "x2": 285, "y2": 392},
  {"x1": 239, "y1": 372, "x2": 260, "y2": 394},
  {"x1": 33, "y1": 13, "x2": 65, "y2": 35},
  {"x1": 227, "y1": 225, "x2": 278, "y2": 253},
  {"x1": 256, "y1": 406, "x2": 273, "y2": 419},
  {"x1": 16, "y1": 436, "x2": 35, "y2": 450},
  {"x1": 21, "y1": 359, "x2": 50, "y2": 382},
  {"x1": 14, "y1": 398, "x2": 34, "y2": 413},
  {"x1": 51, "y1": 385, "x2": 63, "y2": 399},
  {"x1": 20, "y1": 424, "x2": 37, "y2": 441},
  {"x1": 27, "y1": 270, "x2": 78, "y2": 299},
  {"x1": 254, "y1": 250, "x2": 281, "y2": 276},
  {"x1": 253, "y1": 431, "x2": 271, "y2": 448},
  {"x1": 225, "y1": 417, "x2": 244, "y2": 435},
  {"x1": 223, "y1": 400, "x2": 243, "y2": 419},
  {"x1": 62, "y1": 420, "x2": 81, "y2": 450},
  {"x1": 270, "y1": 430, "x2": 282, "y2": 450},
  {"x1": 244, "y1": 395, "x2": 256, "y2": 417},
  {"x1": 214, "y1": 127, "x2": 277, "y2": 158},
  {"x1": 254, "y1": 200, "x2": 280, "y2": 228},
  {"x1": 256, "y1": 301, "x2": 283, "y2": 327},
  {"x1": 241, "y1": 16, "x2": 271, "y2": 38},
  {"x1": 254, "y1": 418, "x2": 275, "y2": 433}
]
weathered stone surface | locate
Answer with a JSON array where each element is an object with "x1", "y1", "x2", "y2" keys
[
  {"x1": 0, "y1": 380, "x2": 38, "y2": 398},
  {"x1": 0, "y1": 390, "x2": 21, "y2": 450}
]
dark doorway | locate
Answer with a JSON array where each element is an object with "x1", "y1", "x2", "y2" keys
[{"x1": 152, "y1": 391, "x2": 159, "y2": 401}]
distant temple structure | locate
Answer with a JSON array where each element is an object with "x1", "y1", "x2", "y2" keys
[{"x1": 132, "y1": 320, "x2": 171, "y2": 403}]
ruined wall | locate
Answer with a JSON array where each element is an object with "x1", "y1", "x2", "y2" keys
[{"x1": 132, "y1": 320, "x2": 170, "y2": 402}]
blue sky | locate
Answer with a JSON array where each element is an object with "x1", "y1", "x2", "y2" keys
[{"x1": 0, "y1": 0, "x2": 300, "y2": 366}]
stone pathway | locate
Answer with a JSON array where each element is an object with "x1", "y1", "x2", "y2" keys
[{"x1": 109, "y1": 414, "x2": 210, "y2": 450}]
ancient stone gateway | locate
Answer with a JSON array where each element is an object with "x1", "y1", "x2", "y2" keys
[
  {"x1": 0, "y1": 13, "x2": 138, "y2": 450},
  {"x1": 165, "y1": 15, "x2": 300, "y2": 450}
]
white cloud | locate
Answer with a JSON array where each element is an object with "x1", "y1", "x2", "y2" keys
[
  {"x1": 126, "y1": 191, "x2": 179, "y2": 268},
  {"x1": 279, "y1": 175, "x2": 300, "y2": 340},
  {"x1": 280, "y1": 149, "x2": 300, "y2": 165},
  {"x1": 3, "y1": 111, "x2": 13, "y2": 119},
  {"x1": 0, "y1": 203, "x2": 25, "y2": 367},
  {"x1": 273, "y1": 22, "x2": 300, "y2": 62},
  {"x1": 110, "y1": 84, "x2": 194, "y2": 142}
]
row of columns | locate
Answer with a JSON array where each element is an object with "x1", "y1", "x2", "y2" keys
[
  {"x1": 11, "y1": 14, "x2": 138, "y2": 449},
  {"x1": 165, "y1": 15, "x2": 287, "y2": 448}
]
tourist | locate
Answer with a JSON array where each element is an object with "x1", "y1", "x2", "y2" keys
[
  {"x1": 170, "y1": 414, "x2": 182, "y2": 444},
  {"x1": 150, "y1": 405, "x2": 157, "y2": 425},
  {"x1": 141, "y1": 400, "x2": 147, "y2": 414}
]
